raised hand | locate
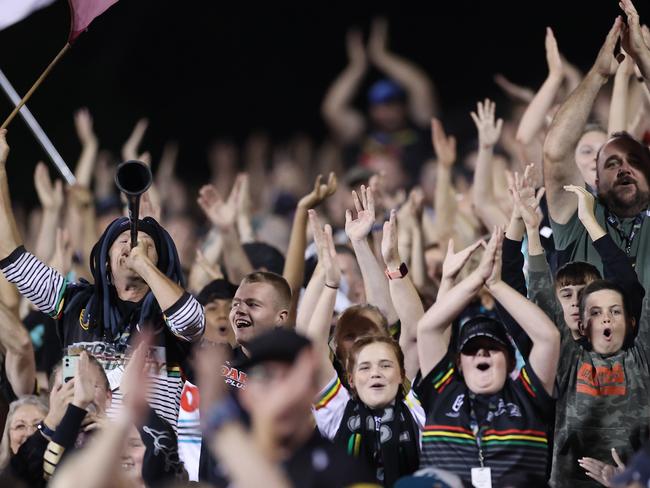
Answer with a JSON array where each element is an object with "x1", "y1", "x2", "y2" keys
[
  {"x1": 511, "y1": 165, "x2": 546, "y2": 230},
  {"x1": 474, "y1": 227, "x2": 503, "y2": 283},
  {"x1": 485, "y1": 228, "x2": 505, "y2": 288},
  {"x1": 546, "y1": 27, "x2": 564, "y2": 79},
  {"x1": 34, "y1": 162, "x2": 63, "y2": 211},
  {"x1": 122, "y1": 118, "x2": 149, "y2": 161},
  {"x1": 564, "y1": 184, "x2": 597, "y2": 224},
  {"x1": 73, "y1": 107, "x2": 97, "y2": 146},
  {"x1": 194, "y1": 248, "x2": 224, "y2": 281},
  {"x1": 308, "y1": 210, "x2": 341, "y2": 288},
  {"x1": 431, "y1": 118, "x2": 456, "y2": 168},
  {"x1": 346, "y1": 28, "x2": 367, "y2": 69},
  {"x1": 367, "y1": 17, "x2": 389, "y2": 61},
  {"x1": 344, "y1": 184, "x2": 375, "y2": 242},
  {"x1": 442, "y1": 238, "x2": 484, "y2": 282},
  {"x1": 579, "y1": 448, "x2": 625, "y2": 487},
  {"x1": 298, "y1": 172, "x2": 337, "y2": 210},
  {"x1": 44, "y1": 378, "x2": 75, "y2": 431},
  {"x1": 592, "y1": 17, "x2": 624, "y2": 79},
  {"x1": 620, "y1": 0, "x2": 650, "y2": 77},
  {"x1": 50, "y1": 228, "x2": 73, "y2": 276},
  {"x1": 73, "y1": 351, "x2": 96, "y2": 410},
  {"x1": 470, "y1": 98, "x2": 503, "y2": 148},
  {"x1": 381, "y1": 209, "x2": 401, "y2": 268},
  {"x1": 197, "y1": 182, "x2": 239, "y2": 231},
  {"x1": 194, "y1": 341, "x2": 229, "y2": 414},
  {"x1": 120, "y1": 341, "x2": 151, "y2": 418}
]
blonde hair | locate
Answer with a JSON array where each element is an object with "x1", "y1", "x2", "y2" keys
[{"x1": 0, "y1": 395, "x2": 48, "y2": 469}]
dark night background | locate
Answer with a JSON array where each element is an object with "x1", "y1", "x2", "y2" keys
[{"x1": 0, "y1": 0, "x2": 646, "y2": 205}]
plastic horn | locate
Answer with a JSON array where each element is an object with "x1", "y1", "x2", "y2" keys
[{"x1": 114, "y1": 160, "x2": 152, "y2": 248}]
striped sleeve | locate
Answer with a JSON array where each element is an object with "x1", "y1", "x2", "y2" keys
[
  {"x1": 164, "y1": 292, "x2": 205, "y2": 342},
  {"x1": 312, "y1": 374, "x2": 350, "y2": 440},
  {"x1": 0, "y1": 246, "x2": 66, "y2": 318}
]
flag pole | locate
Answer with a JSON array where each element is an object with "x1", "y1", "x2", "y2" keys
[
  {"x1": 0, "y1": 68, "x2": 76, "y2": 184},
  {"x1": 1, "y1": 43, "x2": 70, "y2": 130}
]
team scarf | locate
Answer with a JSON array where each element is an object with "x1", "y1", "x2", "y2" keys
[{"x1": 334, "y1": 390, "x2": 419, "y2": 486}]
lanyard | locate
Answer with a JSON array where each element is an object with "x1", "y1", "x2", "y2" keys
[
  {"x1": 606, "y1": 209, "x2": 650, "y2": 256},
  {"x1": 469, "y1": 395, "x2": 494, "y2": 468}
]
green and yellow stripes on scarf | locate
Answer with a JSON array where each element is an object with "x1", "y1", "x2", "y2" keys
[
  {"x1": 348, "y1": 432, "x2": 362, "y2": 456},
  {"x1": 314, "y1": 376, "x2": 342, "y2": 410},
  {"x1": 50, "y1": 277, "x2": 68, "y2": 319}
]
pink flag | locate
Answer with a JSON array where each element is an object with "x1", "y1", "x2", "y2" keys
[{"x1": 67, "y1": 0, "x2": 119, "y2": 44}]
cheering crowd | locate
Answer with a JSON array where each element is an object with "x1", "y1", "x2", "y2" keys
[{"x1": 2, "y1": 1, "x2": 650, "y2": 487}]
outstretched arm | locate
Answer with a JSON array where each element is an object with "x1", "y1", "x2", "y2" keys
[
  {"x1": 381, "y1": 209, "x2": 424, "y2": 381},
  {"x1": 306, "y1": 211, "x2": 340, "y2": 389},
  {"x1": 0, "y1": 130, "x2": 21, "y2": 258},
  {"x1": 486, "y1": 233, "x2": 560, "y2": 396},
  {"x1": 471, "y1": 99, "x2": 509, "y2": 229},
  {"x1": 608, "y1": 53, "x2": 635, "y2": 134},
  {"x1": 33, "y1": 162, "x2": 63, "y2": 263},
  {"x1": 283, "y1": 173, "x2": 337, "y2": 319},
  {"x1": 72, "y1": 108, "x2": 99, "y2": 188},
  {"x1": 544, "y1": 18, "x2": 623, "y2": 224},
  {"x1": 417, "y1": 230, "x2": 498, "y2": 378},
  {"x1": 516, "y1": 28, "x2": 565, "y2": 145},
  {"x1": 368, "y1": 18, "x2": 435, "y2": 126},
  {"x1": 321, "y1": 29, "x2": 367, "y2": 143},
  {"x1": 345, "y1": 185, "x2": 399, "y2": 323},
  {"x1": 430, "y1": 118, "x2": 458, "y2": 243}
]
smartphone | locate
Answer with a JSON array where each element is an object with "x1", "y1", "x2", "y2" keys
[{"x1": 62, "y1": 354, "x2": 79, "y2": 383}]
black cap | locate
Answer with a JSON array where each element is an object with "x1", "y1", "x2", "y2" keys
[
  {"x1": 458, "y1": 316, "x2": 514, "y2": 358},
  {"x1": 196, "y1": 279, "x2": 238, "y2": 305},
  {"x1": 237, "y1": 328, "x2": 311, "y2": 370}
]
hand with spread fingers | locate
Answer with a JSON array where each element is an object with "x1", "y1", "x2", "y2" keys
[
  {"x1": 471, "y1": 98, "x2": 503, "y2": 149},
  {"x1": 579, "y1": 448, "x2": 625, "y2": 487},
  {"x1": 345, "y1": 184, "x2": 376, "y2": 242}
]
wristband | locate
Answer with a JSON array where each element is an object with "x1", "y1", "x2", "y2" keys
[
  {"x1": 385, "y1": 262, "x2": 408, "y2": 280},
  {"x1": 37, "y1": 421, "x2": 55, "y2": 438},
  {"x1": 203, "y1": 395, "x2": 242, "y2": 435}
]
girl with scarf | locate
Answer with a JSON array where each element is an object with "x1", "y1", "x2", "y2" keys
[{"x1": 306, "y1": 212, "x2": 424, "y2": 486}]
